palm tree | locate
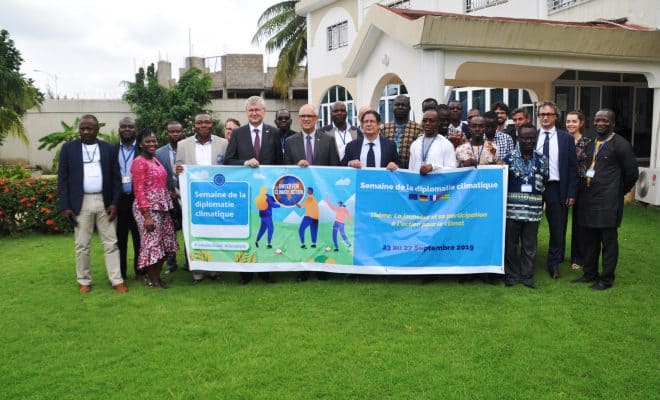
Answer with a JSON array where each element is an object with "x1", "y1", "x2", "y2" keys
[
  {"x1": 0, "y1": 29, "x2": 43, "y2": 145},
  {"x1": 252, "y1": 1, "x2": 306, "y2": 97}
]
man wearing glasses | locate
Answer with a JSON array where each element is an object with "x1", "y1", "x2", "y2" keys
[
  {"x1": 536, "y1": 101, "x2": 578, "y2": 280},
  {"x1": 274, "y1": 109, "x2": 296, "y2": 157}
]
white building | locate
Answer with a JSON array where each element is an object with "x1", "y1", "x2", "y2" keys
[{"x1": 296, "y1": 0, "x2": 660, "y2": 166}]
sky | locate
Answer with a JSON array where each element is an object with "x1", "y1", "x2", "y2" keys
[{"x1": 1, "y1": 0, "x2": 281, "y2": 99}]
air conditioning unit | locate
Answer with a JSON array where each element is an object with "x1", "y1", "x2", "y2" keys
[{"x1": 636, "y1": 167, "x2": 660, "y2": 206}]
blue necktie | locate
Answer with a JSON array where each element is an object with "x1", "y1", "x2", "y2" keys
[{"x1": 367, "y1": 143, "x2": 375, "y2": 168}]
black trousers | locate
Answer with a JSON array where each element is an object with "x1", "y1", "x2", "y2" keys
[
  {"x1": 582, "y1": 227, "x2": 617, "y2": 285},
  {"x1": 505, "y1": 219, "x2": 539, "y2": 285},
  {"x1": 543, "y1": 182, "x2": 568, "y2": 270},
  {"x1": 116, "y1": 192, "x2": 140, "y2": 278},
  {"x1": 570, "y1": 206, "x2": 586, "y2": 266}
]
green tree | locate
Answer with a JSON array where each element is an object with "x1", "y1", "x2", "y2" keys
[
  {"x1": 122, "y1": 63, "x2": 212, "y2": 142},
  {"x1": 0, "y1": 29, "x2": 44, "y2": 145},
  {"x1": 252, "y1": 0, "x2": 306, "y2": 97}
]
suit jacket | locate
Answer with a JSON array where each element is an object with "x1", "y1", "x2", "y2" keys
[
  {"x1": 505, "y1": 124, "x2": 517, "y2": 142},
  {"x1": 538, "y1": 128, "x2": 578, "y2": 202},
  {"x1": 57, "y1": 139, "x2": 121, "y2": 214},
  {"x1": 577, "y1": 134, "x2": 638, "y2": 228},
  {"x1": 319, "y1": 123, "x2": 360, "y2": 142},
  {"x1": 284, "y1": 131, "x2": 340, "y2": 166},
  {"x1": 175, "y1": 135, "x2": 228, "y2": 166},
  {"x1": 341, "y1": 136, "x2": 400, "y2": 168},
  {"x1": 155, "y1": 144, "x2": 176, "y2": 192},
  {"x1": 224, "y1": 124, "x2": 282, "y2": 165}
]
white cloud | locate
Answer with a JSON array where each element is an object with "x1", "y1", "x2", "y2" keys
[{"x1": 335, "y1": 177, "x2": 351, "y2": 186}]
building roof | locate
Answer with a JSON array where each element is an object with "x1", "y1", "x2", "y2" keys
[{"x1": 384, "y1": 5, "x2": 657, "y2": 31}]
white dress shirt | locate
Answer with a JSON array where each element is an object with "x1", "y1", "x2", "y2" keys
[
  {"x1": 536, "y1": 127, "x2": 559, "y2": 181},
  {"x1": 409, "y1": 134, "x2": 456, "y2": 172},
  {"x1": 359, "y1": 138, "x2": 382, "y2": 168}
]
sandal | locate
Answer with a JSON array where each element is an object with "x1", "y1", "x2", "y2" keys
[{"x1": 571, "y1": 263, "x2": 582, "y2": 270}]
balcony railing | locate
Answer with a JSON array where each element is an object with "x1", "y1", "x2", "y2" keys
[
  {"x1": 465, "y1": 0, "x2": 508, "y2": 13},
  {"x1": 547, "y1": 0, "x2": 591, "y2": 13}
]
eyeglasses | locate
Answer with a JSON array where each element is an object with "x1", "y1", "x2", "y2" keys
[
  {"x1": 538, "y1": 113, "x2": 556, "y2": 118},
  {"x1": 276, "y1": 117, "x2": 290, "y2": 121},
  {"x1": 449, "y1": 107, "x2": 462, "y2": 111},
  {"x1": 299, "y1": 114, "x2": 317, "y2": 119},
  {"x1": 421, "y1": 118, "x2": 437, "y2": 123}
]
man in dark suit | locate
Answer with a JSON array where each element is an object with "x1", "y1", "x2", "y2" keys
[
  {"x1": 285, "y1": 104, "x2": 340, "y2": 282},
  {"x1": 224, "y1": 96, "x2": 282, "y2": 167},
  {"x1": 58, "y1": 114, "x2": 127, "y2": 293},
  {"x1": 115, "y1": 116, "x2": 141, "y2": 281},
  {"x1": 572, "y1": 109, "x2": 638, "y2": 290},
  {"x1": 224, "y1": 96, "x2": 281, "y2": 284},
  {"x1": 319, "y1": 101, "x2": 359, "y2": 161},
  {"x1": 342, "y1": 110, "x2": 400, "y2": 171},
  {"x1": 285, "y1": 104, "x2": 340, "y2": 167},
  {"x1": 274, "y1": 109, "x2": 296, "y2": 158},
  {"x1": 536, "y1": 101, "x2": 578, "y2": 279},
  {"x1": 155, "y1": 120, "x2": 184, "y2": 274}
]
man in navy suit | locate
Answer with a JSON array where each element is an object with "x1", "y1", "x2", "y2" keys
[
  {"x1": 224, "y1": 96, "x2": 281, "y2": 284},
  {"x1": 536, "y1": 101, "x2": 578, "y2": 279},
  {"x1": 58, "y1": 115, "x2": 127, "y2": 293},
  {"x1": 155, "y1": 120, "x2": 184, "y2": 274},
  {"x1": 115, "y1": 116, "x2": 141, "y2": 281},
  {"x1": 342, "y1": 110, "x2": 400, "y2": 171}
]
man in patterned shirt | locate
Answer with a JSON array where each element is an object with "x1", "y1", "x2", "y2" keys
[
  {"x1": 380, "y1": 95, "x2": 422, "y2": 169},
  {"x1": 484, "y1": 111, "x2": 514, "y2": 161}
]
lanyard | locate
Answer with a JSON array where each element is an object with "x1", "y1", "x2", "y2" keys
[
  {"x1": 471, "y1": 143, "x2": 485, "y2": 166},
  {"x1": 421, "y1": 135, "x2": 437, "y2": 163},
  {"x1": 337, "y1": 128, "x2": 348, "y2": 145},
  {"x1": 83, "y1": 144, "x2": 98, "y2": 163},
  {"x1": 120, "y1": 144, "x2": 134, "y2": 172},
  {"x1": 280, "y1": 137, "x2": 286, "y2": 152},
  {"x1": 589, "y1": 133, "x2": 615, "y2": 169}
]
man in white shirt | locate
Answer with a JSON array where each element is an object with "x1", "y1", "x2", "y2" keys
[
  {"x1": 409, "y1": 107, "x2": 456, "y2": 174},
  {"x1": 320, "y1": 101, "x2": 359, "y2": 161}
]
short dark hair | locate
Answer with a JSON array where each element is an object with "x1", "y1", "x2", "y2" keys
[
  {"x1": 166, "y1": 120, "x2": 182, "y2": 130},
  {"x1": 136, "y1": 128, "x2": 157, "y2": 155},
  {"x1": 518, "y1": 122, "x2": 537, "y2": 132},
  {"x1": 491, "y1": 101, "x2": 509, "y2": 115},
  {"x1": 537, "y1": 101, "x2": 558, "y2": 115},
  {"x1": 511, "y1": 108, "x2": 529, "y2": 119},
  {"x1": 361, "y1": 110, "x2": 381, "y2": 123},
  {"x1": 80, "y1": 114, "x2": 99, "y2": 125},
  {"x1": 421, "y1": 98, "x2": 438, "y2": 112},
  {"x1": 225, "y1": 118, "x2": 240, "y2": 126},
  {"x1": 483, "y1": 111, "x2": 498, "y2": 120}
]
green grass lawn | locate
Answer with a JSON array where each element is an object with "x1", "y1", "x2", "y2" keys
[{"x1": 1, "y1": 204, "x2": 658, "y2": 399}]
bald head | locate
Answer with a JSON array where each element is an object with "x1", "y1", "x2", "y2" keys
[{"x1": 299, "y1": 104, "x2": 319, "y2": 134}]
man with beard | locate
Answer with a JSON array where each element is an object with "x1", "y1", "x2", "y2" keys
[
  {"x1": 155, "y1": 120, "x2": 185, "y2": 274},
  {"x1": 381, "y1": 95, "x2": 423, "y2": 169},
  {"x1": 571, "y1": 109, "x2": 638, "y2": 290},
  {"x1": 408, "y1": 107, "x2": 456, "y2": 174},
  {"x1": 115, "y1": 116, "x2": 142, "y2": 281},
  {"x1": 320, "y1": 101, "x2": 359, "y2": 161}
]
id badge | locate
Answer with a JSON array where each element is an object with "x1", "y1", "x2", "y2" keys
[
  {"x1": 586, "y1": 169, "x2": 595, "y2": 178},
  {"x1": 121, "y1": 176, "x2": 132, "y2": 184},
  {"x1": 521, "y1": 184, "x2": 532, "y2": 193},
  {"x1": 216, "y1": 155, "x2": 225, "y2": 164}
]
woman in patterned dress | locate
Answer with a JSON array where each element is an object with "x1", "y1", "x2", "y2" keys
[
  {"x1": 566, "y1": 110, "x2": 592, "y2": 270},
  {"x1": 131, "y1": 129, "x2": 179, "y2": 288}
]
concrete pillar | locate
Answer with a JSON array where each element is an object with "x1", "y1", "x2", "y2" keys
[
  {"x1": 650, "y1": 87, "x2": 660, "y2": 168},
  {"x1": 410, "y1": 50, "x2": 445, "y2": 122},
  {"x1": 157, "y1": 61, "x2": 172, "y2": 88}
]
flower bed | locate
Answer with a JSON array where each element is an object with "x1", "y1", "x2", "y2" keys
[{"x1": 0, "y1": 176, "x2": 72, "y2": 235}]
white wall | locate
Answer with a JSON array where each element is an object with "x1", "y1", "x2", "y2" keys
[
  {"x1": 309, "y1": 6, "x2": 358, "y2": 79},
  {"x1": 549, "y1": 0, "x2": 660, "y2": 28}
]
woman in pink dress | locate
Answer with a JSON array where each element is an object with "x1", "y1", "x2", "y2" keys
[{"x1": 131, "y1": 129, "x2": 179, "y2": 288}]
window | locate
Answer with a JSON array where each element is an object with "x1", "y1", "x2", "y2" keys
[
  {"x1": 387, "y1": 0, "x2": 411, "y2": 9},
  {"x1": 327, "y1": 21, "x2": 348, "y2": 51},
  {"x1": 319, "y1": 85, "x2": 356, "y2": 127},
  {"x1": 465, "y1": 0, "x2": 507, "y2": 13},
  {"x1": 547, "y1": 0, "x2": 591, "y2": 13}
]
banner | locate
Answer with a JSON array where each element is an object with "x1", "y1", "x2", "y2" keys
[{"x1": 180, "y1": 165, "x2": 507, "y2": 274}]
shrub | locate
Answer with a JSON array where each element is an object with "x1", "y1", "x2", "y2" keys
[
  {"x1": 0, "y1": 176, "x2": 71, "y2": 235},
  {"x1": 0, "y1": 164, "x2": 31, "y2": 179}
]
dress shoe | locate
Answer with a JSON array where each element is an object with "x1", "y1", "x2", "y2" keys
[
  {"x1": 191, "y1": 278, "x2": 204, "y2": 285},
  {"x1": 296, "y1": 272, "x2": 309, "y2": 282},
  {"x1": 79, "y1": 284, "x2": 91, "y2": 293},
  {"x1": 311, "y1": 244, "x2": 317, "y2": 248},
  {"x1": 267, "y1": 244, "x2": 272, "y2": 249},
  {"x1": 208, "y1": 273, "x2": 222, "y2": 282},
  {"x1": 254, "y1": 241, "x2": 259, "y2": 248},
  {"x1": 422, "y1": 276, "x2": 438, "y2": 285},
  {"x1": 571, "y1": 275, "x2": 597, "y2": 284},
  {"x1": 590, "y1": 281, "x2": 611, "y2": 291},
  {"x1": 300, "y1": 244, "x2": 307, "y2": 249},
  {"x1": 239, "y1": 276, "x2": 253, "y2": 285},
  {"x1": 522, "y1": 281, "x2": 535, "y2": 289},
  {"x1": 548, "y1": 266, "x2": 560, "y2": 279},
  {"x1": 504, "y1": 279, "x2": 517, "y2": 287},
  {"x1": 317, "y1": 272, "x2": 329, "y2": 281},
  {"x1": 112, "y1": 283, "x2": 129, "y2": 293}
]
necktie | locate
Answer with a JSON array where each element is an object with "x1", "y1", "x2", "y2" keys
[
  {"x1": 253, "y1": 129, "x2": 261, "y2": 159},
  {"x1": 543, "y1": 132, "x2": 550, "y2": 158},
  {"x1": 367, "y1": 142, "x2": 376, "y2": 168},
  {"x1": 305, "y1": 134, "x2": 313, "y2": 165}
]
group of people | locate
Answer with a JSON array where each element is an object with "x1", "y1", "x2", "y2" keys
[{"x1": 57, "y1": 94, "x2": 639, "y2": 293}]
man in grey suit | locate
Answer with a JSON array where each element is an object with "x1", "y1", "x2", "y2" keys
[
  {"x1": 285, "y1": 104, "x2": 340, "y2": 167},
  {"x1": 155, "y1": 120, "x2": 184, "y2": 274},
  {"x1": 285, "y1": 104, "x2": 340, "y2": 282},
  {"x1": 174, "y1": 113, "x2": 228, "y2": 285}
]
